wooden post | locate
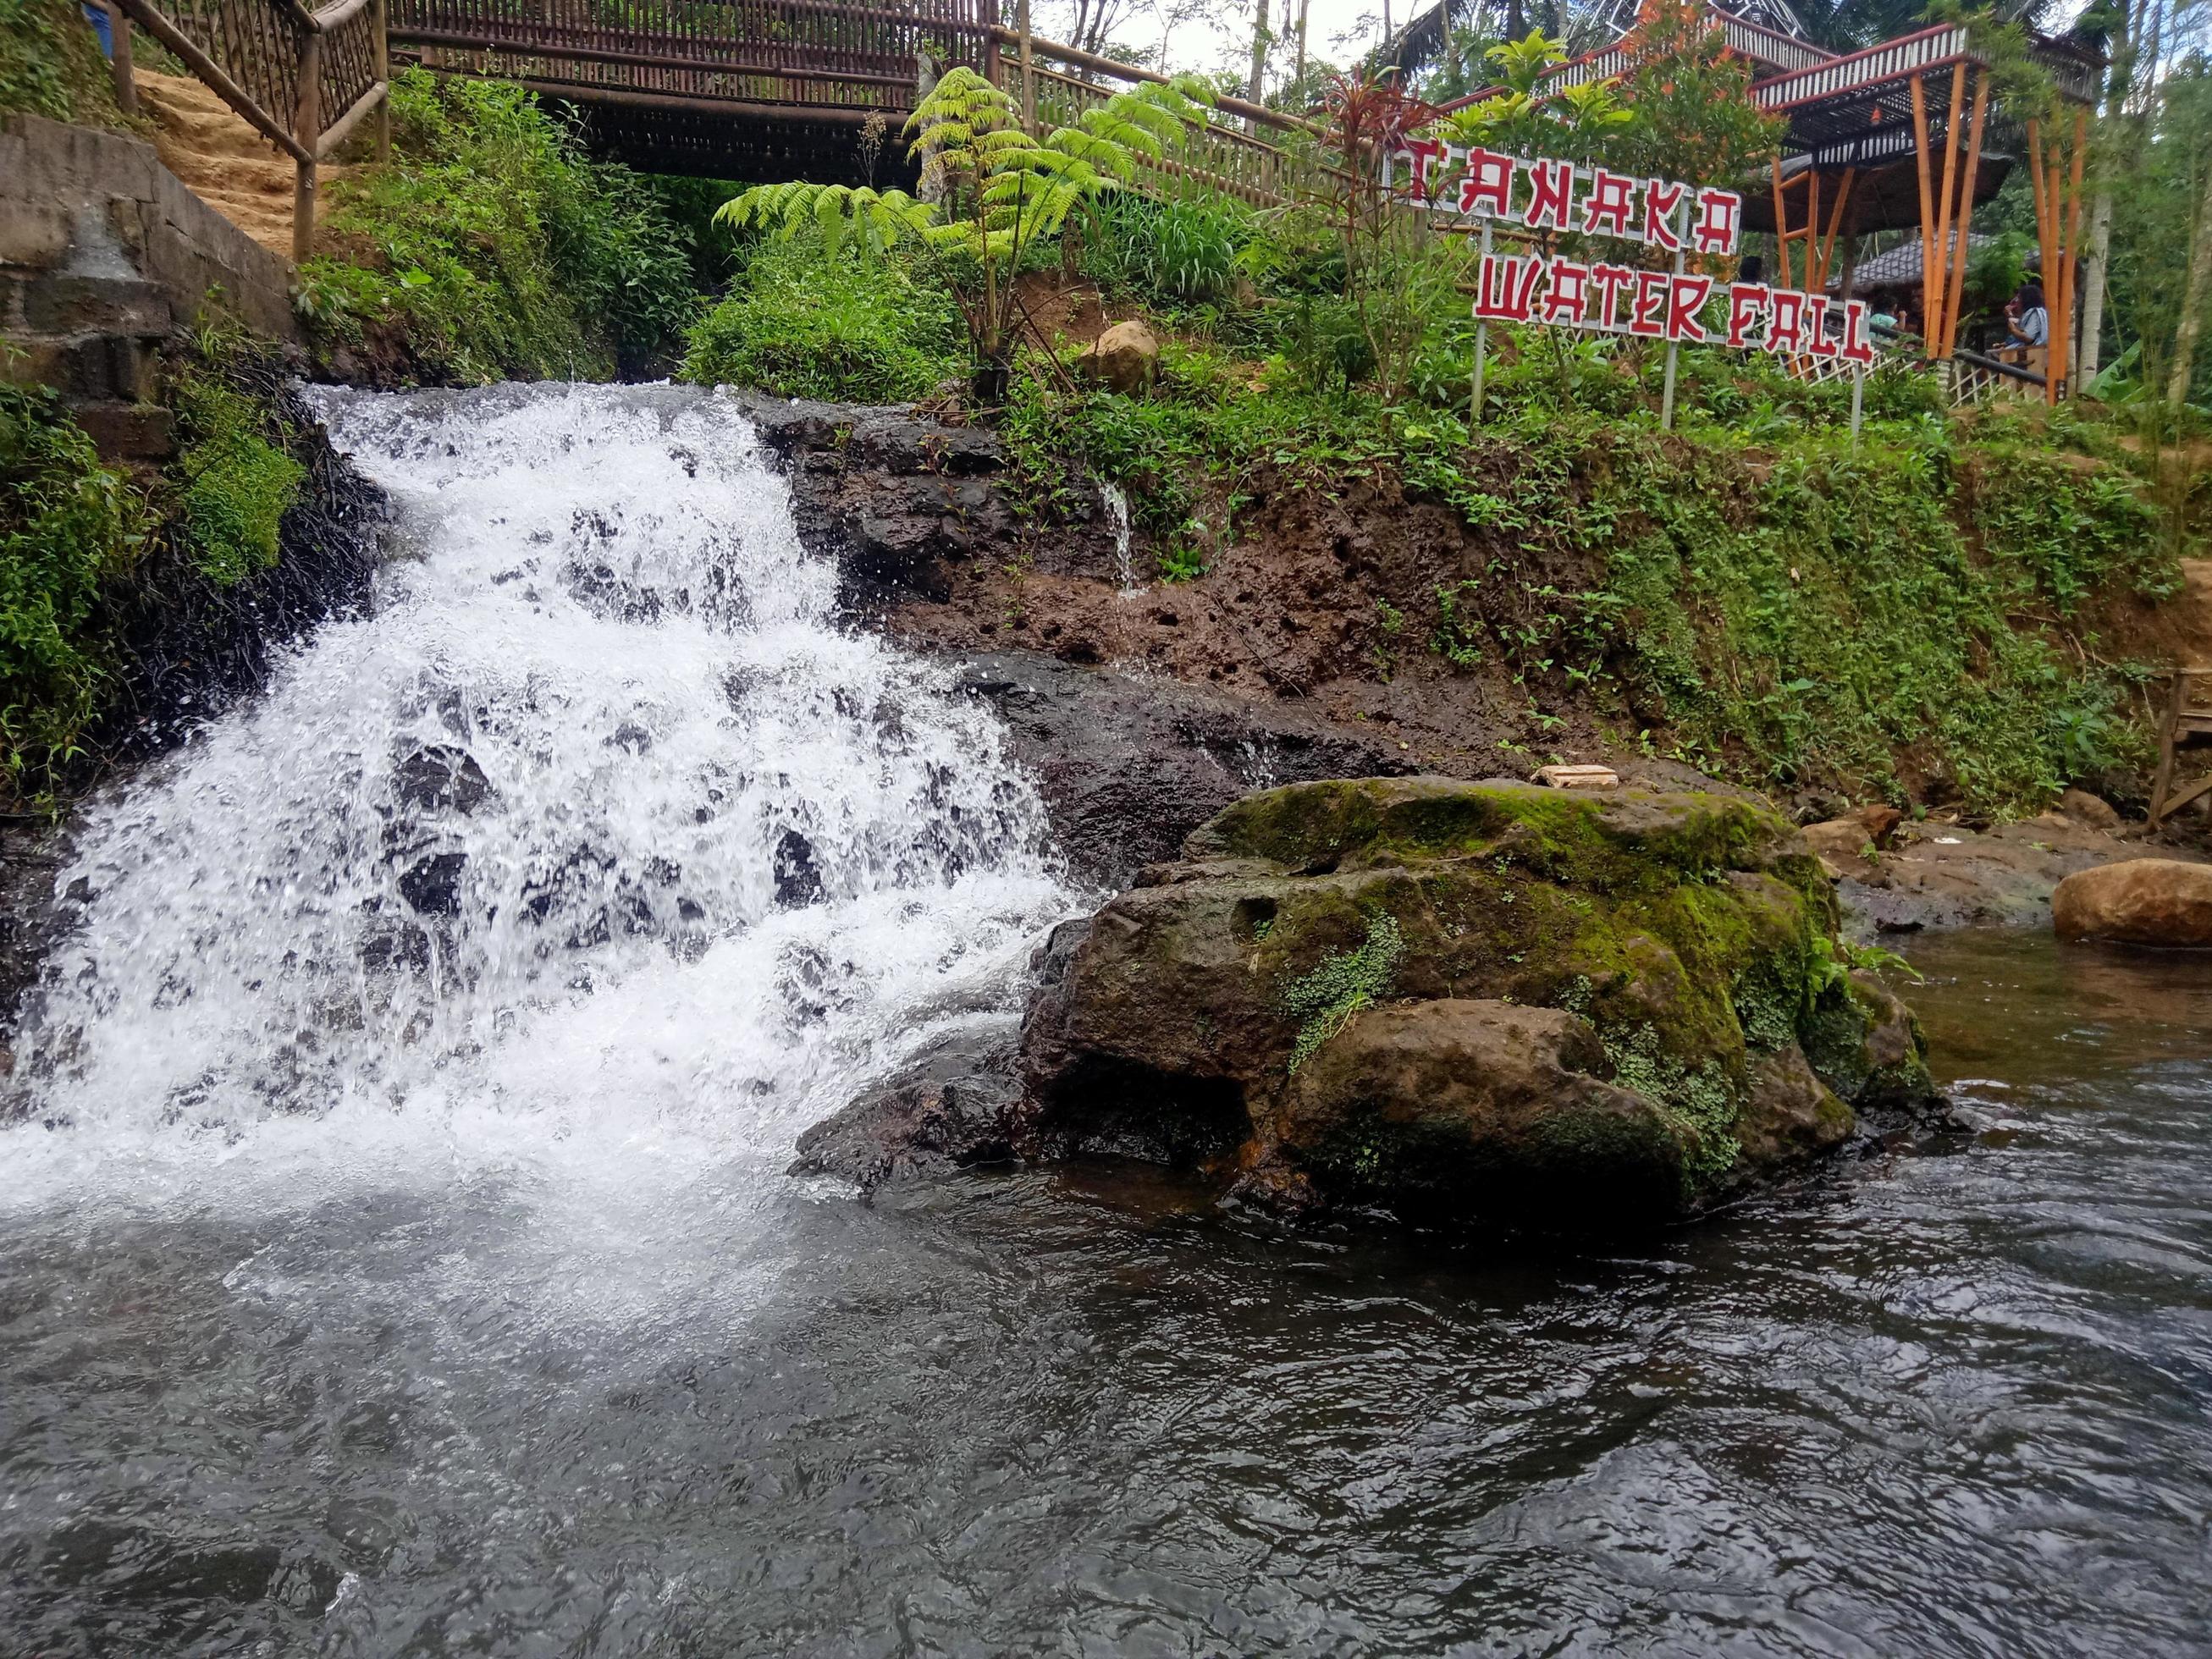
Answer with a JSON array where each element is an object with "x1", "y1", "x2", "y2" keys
[
  {"x1": 2057, "y1": 105, "x2": 2088, "y2": 399},
  {"x1": 1815, "y1": 168, "x2": 1855, "y2": 292},
  {"x1": 293, "y1": 29, "x2": 322, "y2": 263},
  {"x1": 1939, "y1": 75, "x2": 1988, "y2": 360},
  {"x1": 2027, "y1": 117, "x2": 2058, "y2": 404},
  {"x1": 1928, "y1": 61, "x2": 1967, "y2": 356},
  {"x1": 1805, "y1": 168, "x2": 1819, "y2": 289},
  {"x1": 1770, "y1": 159, "x2": 1792, "y2": 292},
  {"x1": 105, "y1": 0, "x2": 136, "y2": 116},
  {"x1": 1017, "y1": 0, "x2": 1034, "y2": 135},
  {"x1": 372, "y1": 0, "x2": 390, "y2": 162},
  {"x1": 1910, "y1": 74, "x2": 1937, "y2": 358}
]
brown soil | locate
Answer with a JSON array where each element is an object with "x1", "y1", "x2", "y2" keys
[
  {"x1": 135, "y1": 69, "x2": 354, "y2": 259},
  {"x1": 887, "y1": 459, "x2": 1656, "y2": 785}
]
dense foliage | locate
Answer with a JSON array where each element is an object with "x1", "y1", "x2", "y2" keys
[
  {"x1": 0, "y1": 0, "x2": 127, "y2": 127},
  {"x1": 0, "y1": 386, "x2": 145, "y2": 797},
  {"x1": 0, "y1": 339, "x2": 330, "y2": 803},
  {"x1": 297, "y1": 70, "x2": 698, "y2": 384},
  {"x1": 682, "y1": 240, "x2": 966, "y2": 402}
]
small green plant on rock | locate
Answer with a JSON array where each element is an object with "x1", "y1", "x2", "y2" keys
[
  {"x1": 1282, "y1": 912, "x2": 1404, "y2": 1073},
  {"x1": 170, "y1": 369, "x2": 303, "y2": 588}
]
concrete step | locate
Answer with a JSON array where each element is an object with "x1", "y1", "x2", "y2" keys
[
  {"x1": 0, "y1": 330, "x2": 162, "y2": 402},
  {"x1": 0, "y1": 272, "x2": 172, "y2": 339},
  {"x1": 66, "y1": 399, "x2": 174, "y2": 463}
]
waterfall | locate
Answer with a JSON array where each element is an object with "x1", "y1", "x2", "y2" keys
[
  {"x1": 3, "y1": 383, "x2": 1074, "y2": 1213},
  {"x1": 1100, "y1": 480, "x2": 1137, "y2": 595}
]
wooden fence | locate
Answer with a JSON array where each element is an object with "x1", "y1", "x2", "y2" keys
[{"x1": 113, "y1": 0, "x2": 391, "y2": 259}]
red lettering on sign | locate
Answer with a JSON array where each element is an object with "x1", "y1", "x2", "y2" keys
[
  {"x1": 1766, "y1": 289, "x2": 1808, "y2": 355},
  {"x1": 1692, "y1": 188, "x2": 1743, "y2": 256},
  {"x1": 1524, "y1": 158, "x2": 1575, "y2": 232},
  {"x1": 1582, "y1": 168, "x2": 1640, "y2": 239},
  {"x1": 1475, "y1": 253, "x2": 1545, "y2": 321},
  {"x1": 1805, "y1": 295, "x2": 1839, "y2": 356},
  {"x1": 1725, "y1": 283, "x2": 1768, "y2": 347},
  {"x1": 1542, "y1": 258, "x2": 1590, "y2": 326},
  {"x1": 1588, "y1": 263, "x2": 1636, "y2": 329},
  {"x1": 1840, "y1": 298, "x2": 1877, "y2": 365},
  {"x1": 1630, "y1": 270, "x2": 1670, "y2": 338},
  {"x1": 1458, "y1": 148, "x2": 1515, "y2": 218},
  {"x1": 1667, "y1": 273, "x2": 1713, "y2": 343},
  {"x1": 1643, "y1": 179, "x2": 1686, "y2": 251}
]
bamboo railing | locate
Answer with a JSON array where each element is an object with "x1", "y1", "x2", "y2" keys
[{"x1": 114, "y1": 0, "x2": 391, "y2": 259}]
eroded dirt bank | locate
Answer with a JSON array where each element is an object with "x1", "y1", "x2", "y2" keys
[{"x1": 743, "y1": 393, "x2": 2207, "y2": 935}]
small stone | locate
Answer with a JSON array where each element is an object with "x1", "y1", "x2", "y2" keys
[
  {"x1": 1073, "y1": 321, "x2": 1160, "y2": 395},
  {"x1": 773, "y1": 829, "x2": 825, "y2": 907},
  {"x1": 2055, "y1": 787, "x2": 2123, "y2": 831},
  {"x1": 1533, "y1": 764, "x2": 1619, "y2": 790}
]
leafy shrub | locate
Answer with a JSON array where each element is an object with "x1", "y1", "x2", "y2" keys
[
  {"x1": 0, "y1": 387, "x2": 144, "y2": 797},
  {"x1": 0, "y1": 0, "x2": 126, "y2": 126},
  {"x1": 171, "y1": 372, "x2": 304, "y2": 587},
  {"x1": 681, "y1": 240, "x2": 966, "y2": 402},
  {"x1": 1087, "y1": 192, "x2": 1248, "y2": 306},
  {"x1": 301, "y1": 70, "x2": 698, "y2": 383}
]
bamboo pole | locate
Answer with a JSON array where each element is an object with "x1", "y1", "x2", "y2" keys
[
  {"x1": 2057, "y1": 105, "x2": 2088, "y2": 399},
  {"x1": 1816, "y1": 167, "x2": 1855, "y2": 291},
  {"x1": 1910, "y1": 74, "x2": 1936, "y2": 356},
  {"x1": 1017, "y1": 0, "x2": 1034, "y2": 135},
  {"x1": 1939, "y1": 74, "x2": 1988, "y2": 360},
  {"x1": 1806, "y1": 168, "x2": 1819, "y2": 289},
  {"x1": 372, "y1": 0, "x2": 390, "y2": 161},
  {"x1": 1928, "y1": 61, "x2": 1967, "y2": 355},
  {"x1": 292, "y1": 29, "x2": 322, "y2": 262},
  {"x1": 1771, "y1": 158, "x2": 1792, "y2": 292}
]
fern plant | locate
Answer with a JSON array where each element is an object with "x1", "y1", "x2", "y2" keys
[{"x1": 716, "y1": 65, "x2": 1216, "y2": 386}]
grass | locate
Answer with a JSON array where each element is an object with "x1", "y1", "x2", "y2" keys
[
  {"x1": 296, "y1": 70, "x2": 698, "y2": 385},
  {"x1": 0, "y1": 0, "x2": 130, "y2": 128},
  {"x1": 0, "y1": 384, "x2": 146, "y2": 800},
  {"x1": 681, "y1": 239, "x2": 967, "y2": 403}
]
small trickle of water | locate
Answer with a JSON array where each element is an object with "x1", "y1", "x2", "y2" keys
[
  {"x1": 1100, "y1": 481, "x2": 1137, "y2": 594},
  {"x1": 3, "y1": 383, "x2": 1076, "y2": 1209}
]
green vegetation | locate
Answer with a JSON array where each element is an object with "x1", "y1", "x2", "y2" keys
[
  {"x1": 297, "y1": 70, "x2": 698, "y2": 383},
  {"x1": 0, "y1": 333, "x2": 323, "y2": 803},
  {"x1": 683, "y1": 240, "x2": 965, "y2": 402},
  {"x1": 0, "y1": 0, "x2": 127, "y2": 127},
  {"x1": 0, "y1": 385, "x2": 146, "y2": 797},
  {"x1": 1281, "y1": 911, "x2": 1403, "y2": 1074},
  {"x1": 171, "y1": 357, "x2": 304, "y2": 587}
]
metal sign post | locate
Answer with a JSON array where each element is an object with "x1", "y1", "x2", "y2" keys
[
  {"x1": 1850, "y1": 363, "x2": 1866, "y2": 451},
  {"x1": 1659, "y1": 230, "x2": 1686, "y2": 431},
  {"x1": 1470, "y1": 218, "x2": 1492, "y2": 428}
]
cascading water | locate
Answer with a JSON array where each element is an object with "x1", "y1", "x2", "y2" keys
[
  {"x1": 1100, "y1": 480, "x2": 1137, "y2": 594},
  {"x1": 4, "y1": 383, "x2": 1076, "y2": 1209}
]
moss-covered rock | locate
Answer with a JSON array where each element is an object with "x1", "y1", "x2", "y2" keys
[{"x1": 1018, "y1": 776, "x2": 1937, "y2": 1230}]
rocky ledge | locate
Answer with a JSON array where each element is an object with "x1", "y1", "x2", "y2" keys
[{"x1": 805, "y1": 776, "x2": 1940, "y2": 1235}]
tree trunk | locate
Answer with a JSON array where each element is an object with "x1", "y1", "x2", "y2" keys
[
  {"x1": 2078, "y1": 189, "x2": 2112, "y2": 381},
  {"x1": 1249, "y1": 0, "x2": 1269, "y2": 103},
  {"x1": 2166, "y1": 152, "x2": 2212, "y2": 407}
]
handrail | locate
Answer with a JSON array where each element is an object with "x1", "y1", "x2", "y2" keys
[
  {"x1": 999, "y1": 29, "x2": 1320, "y2": 137},
  {"x1": 114, "y1": 0, "x2": 389, "y2": 259}
]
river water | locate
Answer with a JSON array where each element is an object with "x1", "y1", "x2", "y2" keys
[{"x1": 3, "y1": 386, "x2": 2209, "y2": 1656}]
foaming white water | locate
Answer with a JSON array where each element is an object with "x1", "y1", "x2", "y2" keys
[{"x1": 4, "y1": 383, "x2": 1074, "y2": 1224}]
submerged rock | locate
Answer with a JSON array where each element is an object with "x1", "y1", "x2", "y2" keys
[
  {"x1": 791, "y1": 1025, "x2": 1023, "y2": 1192},
  {"x1": 2053, "y1": 857, "x2": 2212, "y2": 948},
  {"x1": 1018, "y1": 776, "x2": 1937, "y2": 1231}
]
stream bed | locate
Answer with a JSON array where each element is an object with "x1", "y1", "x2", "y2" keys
[{"x1": 3, "y1": 386, "x2": 2209, "y2": 1656}]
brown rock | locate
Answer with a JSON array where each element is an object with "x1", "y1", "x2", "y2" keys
[
  {"x1": 2056, "y1": 787, "x2": 2123, "y2": 831},
  {"x1": 1264, "y1": 1000, "x2": 1692, "y2": 1225},
  {"x1": 2052, "y1": 857, "x2": 2212, "y2": 948},
  {"x1": 1074, "y1": 321, "x2": 1160, "y2": 394}
]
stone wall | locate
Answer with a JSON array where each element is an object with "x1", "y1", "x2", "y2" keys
[{"x1": 0, "y1": 112, "x2": 296, "y2": 459}]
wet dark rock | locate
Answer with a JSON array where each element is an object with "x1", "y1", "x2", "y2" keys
[
  {"x1": 1018, "y1": 776, "x2": 1938, "y2": 1233},
  {"x1": 773, "y1": 829, "x2": 825, "y2": 907},
  {"x1": 397, "y1": 852, "x2": 467, "y2": 917},
  {"x1": 393, "y1": 745, "x2": 492, "y2": 815},
  {"x1": 951, "y1": 650, "x2": 1411, "y2": 892},
  {"x1": 789, "y1": 1024, "x2": 1023, "y2": 1192}
]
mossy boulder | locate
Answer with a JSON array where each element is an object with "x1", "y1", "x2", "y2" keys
[{"x1": 1018, "y1": 777, "x2": 1937, "y2": 1230}]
